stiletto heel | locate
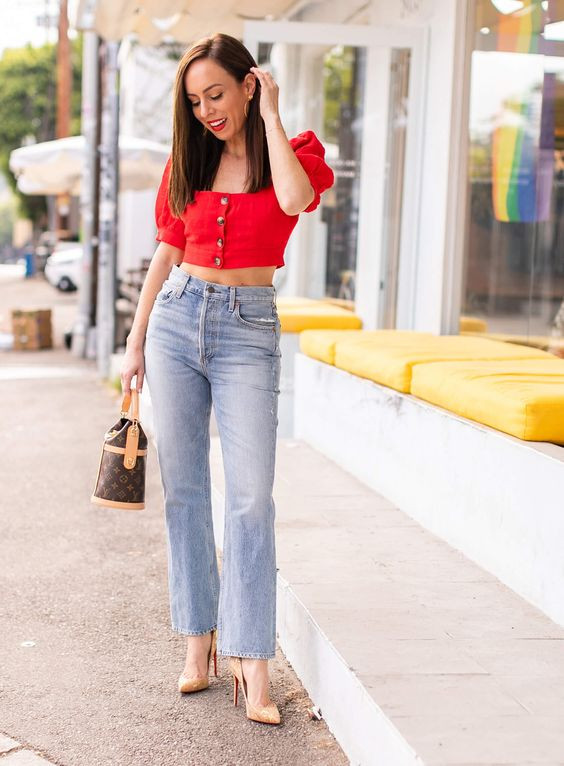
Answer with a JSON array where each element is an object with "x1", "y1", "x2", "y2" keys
[
  {"x1": 228, "y1": 656, "x2": 280, "y2": 725},
  {"x1": 178, "y1": 628, "x2": 218, "y2": 693},
  {"x1": 212, "y1": 631, "x2": 218, "y2": 678}
]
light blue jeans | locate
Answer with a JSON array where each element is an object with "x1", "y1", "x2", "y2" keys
[{"x1": 143, "y1": 265, "x2": 281, "y2": 659}]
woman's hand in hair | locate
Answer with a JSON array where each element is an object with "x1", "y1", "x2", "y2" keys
[{"x1": 249, "y1": 66, "x2": 280, "y2": 128}]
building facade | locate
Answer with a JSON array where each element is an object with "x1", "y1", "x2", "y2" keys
[
  {"x1": 242, "y1": 0, "x2": 564, "y2": 343},
  {"x1": 118, "y1": 0, "x2": 564, "y2": 343}
]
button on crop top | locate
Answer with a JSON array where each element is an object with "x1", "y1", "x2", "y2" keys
[{"x1": 154, "y1": 129, "x2": 335, "y2": 270}]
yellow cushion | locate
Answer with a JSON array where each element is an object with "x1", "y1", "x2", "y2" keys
[
  {"x1": 276, "y1": 296, "x2": 320, "y2": 308},
  {"x1": 411, "y1": 358, "x2": 564, "y2": 443},
  {"x1": 300, "y1": 329, "x2": 435, "y2": 366},
  {"x1": 276, "y1": 295, "x2": 356, "y2": 313},
  {"x1": 321, "y1": 298, "x2": 355, "y2": 312},
  {"x1": 459, "y1": 316, "x2": 488, "y2": 332},
  {"x1": 278, "y1": 304, "x2": 362, "y2": 333},
  {"x1": 300, "y1": 329, "x2": 364, "y2": 364},
  {"x1": 334, "y1": 335, "x2": 552, "y2": 393}
]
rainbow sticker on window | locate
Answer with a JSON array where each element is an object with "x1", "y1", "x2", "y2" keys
[{"x1": 491, "y1": 1, "x2": 554, "y2": 222}]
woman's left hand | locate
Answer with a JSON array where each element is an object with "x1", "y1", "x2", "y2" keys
[{"x1": 249, "y1": 66, "x2": 280, "y2": 127}]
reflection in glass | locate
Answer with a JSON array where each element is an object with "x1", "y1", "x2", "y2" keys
[
  {"x1": 257, "y1": 42, "x2": 365, "y2": 301},
  {"x1": 323, "y1": 45, "x2": 365, "y2": 302},
  {"x1": 461, "y1": 0, "x2": 564, "y2": 352}
]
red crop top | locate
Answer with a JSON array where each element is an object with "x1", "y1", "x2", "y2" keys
[{"x1": 154, "y1": 129, "x2": 334, "y2": 270}]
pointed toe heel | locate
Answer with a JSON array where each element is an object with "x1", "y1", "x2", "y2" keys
[
  {"x1": 228, "y1": 656, "x2": 281, "y2": 725},
  {"x1": 178, "y1": 628, "x2": 218, "y2": 693}
]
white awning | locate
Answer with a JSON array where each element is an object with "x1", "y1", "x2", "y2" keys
[
  {"x1": 9, "y1": 135, "x2": 170, "y2": 196},
  {"x1": 75, "y1": 0, "x2": 298, "y2": 44}
]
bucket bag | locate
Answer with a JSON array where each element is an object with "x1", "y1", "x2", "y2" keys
[{"x1": 91, "y1": 389, "x2": 147, "y2": 510}]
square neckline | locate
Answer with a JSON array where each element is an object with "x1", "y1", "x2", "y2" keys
[
  {"x1": 195, "y1": 190, "x2": 251, "y2": 196},
  {"x1": 195, "y1": 184, "x2": 273, "y2": 197}
]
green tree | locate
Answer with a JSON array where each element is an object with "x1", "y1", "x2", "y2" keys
[
  {"x1": 323, "y1": 45, "x2": 355, "y2": 145},
  {"x1": 0, "y1": 198, "x2": 15, "y2": 249},
  {"x1": 0, "y1": 36, "x2": 83, "y2": 224}
]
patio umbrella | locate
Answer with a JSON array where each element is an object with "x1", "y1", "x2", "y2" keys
[{"x1": 9, "y1": 134, "x2": 170, "y2": 196}]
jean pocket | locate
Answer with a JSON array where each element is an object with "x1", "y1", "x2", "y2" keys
[
  {"x1": 234, "y1": 300, "x2": 277, "y2": 330},
  {"x1": 155, "y1": 282, "x2": 177, "y2": 305}
]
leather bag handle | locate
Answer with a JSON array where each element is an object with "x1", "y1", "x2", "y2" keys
[{"x1": 120, "y1": 388, "x2": 139, "y2": 421}]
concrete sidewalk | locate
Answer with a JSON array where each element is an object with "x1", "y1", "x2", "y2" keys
[
  {"x1": 0, "y1": 274, "x2": 347, "y2": 766},
  {"x1": 210, "y1": 433, "x2": 564, "y2": 765}
]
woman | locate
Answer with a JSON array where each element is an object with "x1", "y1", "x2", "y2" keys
[{"x1": 121, "y1": 32, "x2": 334, "y2": 726}]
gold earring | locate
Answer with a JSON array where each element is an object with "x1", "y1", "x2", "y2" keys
[
  {"x1": 244, "y1": 95, "x2": 252, "y2": 119},
  {"x1": 202, "y1": 123, "x2": 208, "y2": 135}
]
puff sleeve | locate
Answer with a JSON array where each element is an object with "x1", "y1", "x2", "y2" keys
[
  {"x1": 154, "y1": 156, "x2": 187, "y2": 251},
  {"x1": 289, "y1": 130, "x2": 335, "y2": 213}
]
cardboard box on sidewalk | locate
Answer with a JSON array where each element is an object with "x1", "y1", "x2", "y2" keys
[{"x1": 11, "y1": 309, "x2": 53, "y2": 350}]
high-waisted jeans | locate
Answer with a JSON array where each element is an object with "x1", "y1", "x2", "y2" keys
[{"x1": 143, "y1": 265, "x2": 281, "y2": 659}]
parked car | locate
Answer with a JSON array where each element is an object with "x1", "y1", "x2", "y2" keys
[{"x1": 44, "y1": 245, "x2": 83, "y2": 291}]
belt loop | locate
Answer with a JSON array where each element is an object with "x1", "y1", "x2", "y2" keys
[{"x1": 228, "y1": 286, "x2": 236, "y2": 313}]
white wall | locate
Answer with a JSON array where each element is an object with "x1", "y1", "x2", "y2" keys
[{"x1": 116, "y1": 190, "x2": 157, "y2": 279}]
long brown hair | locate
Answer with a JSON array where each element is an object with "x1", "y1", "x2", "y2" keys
[{"x1": 168, "y1": 33, "x2": 271, "y2": 217}]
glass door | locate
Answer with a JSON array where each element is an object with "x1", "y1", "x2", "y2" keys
[{"x1": 244, "y1": 21, "x2": 427, "y2": 329}]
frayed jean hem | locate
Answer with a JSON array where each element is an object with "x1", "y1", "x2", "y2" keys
[
  {"x1": 217, "y1": 649, "x2": 275, "y2": 660},
  {"x1": 171, "y1": 624, "x2": 217, "y2": 636}
]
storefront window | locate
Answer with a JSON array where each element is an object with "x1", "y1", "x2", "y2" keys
[
  {"x1": 256, "y1": 42, "x2": 365, "y2": 302},
  {"x1": 461, "y1": 0, "x2": 564, "y2": 347}
]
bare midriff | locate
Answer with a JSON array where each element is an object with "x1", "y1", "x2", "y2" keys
[{"x1": 178, "y1": 262, "x2": 277, "y2": 287}]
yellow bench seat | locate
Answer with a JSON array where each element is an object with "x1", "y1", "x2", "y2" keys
[
  {"x1": 276, "y1": 297, "x2": 320, "y2": 308},
  {"x1": 277, "y1": 304, "x2": 362, "y2": 333},
  {"x1": 459, "y1": 316, "x2": 488, "y2": 333},
  {"x1": 300, "y1": 329, "x2": 436, "y2": 366},
  {"x1": 332, "y1": 334, "x2": 552, "y2": 393},
  {"x1": 411, "y1": 358, "x2": 564, "y2": 443}
]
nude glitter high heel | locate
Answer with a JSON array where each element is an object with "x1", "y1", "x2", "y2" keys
[
  {"x1": 178, "y1": 628, "x2": 218, "y2": 693},
  {"x1": 228, "y1": 656, "x2": 281, "y2": 725}
]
